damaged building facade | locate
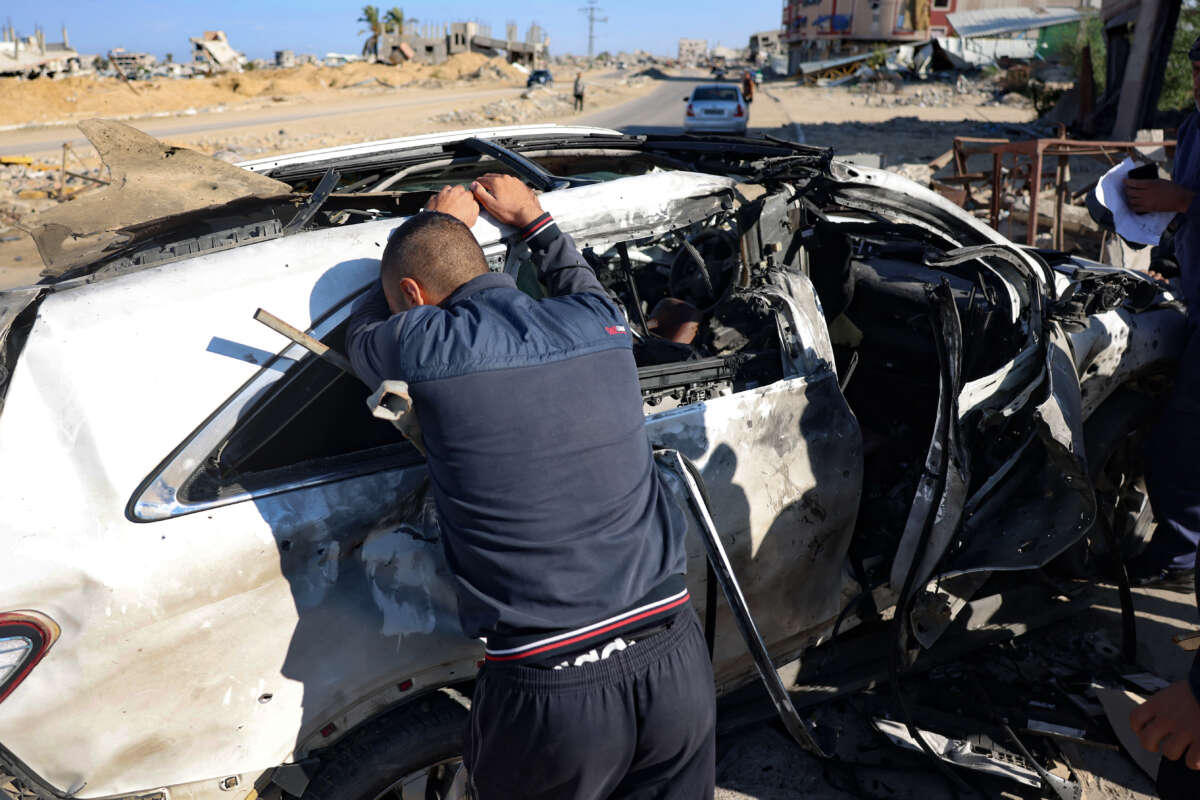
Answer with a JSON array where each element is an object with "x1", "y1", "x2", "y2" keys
[
  {"x1": 0, "y1": 24, "x2": 84, "y2": 78},
  {"x1": 108, "y1": 48, "x2": 157, "y2": 75},
  {"x1": 782, "y1": 0, "x2": 1093, "y2": 71},
  {"x1": 749, "y1": 29, "x2": 786, "y2": 64},
  {"x1": 367, "y1": 21, "x2": 549, "y2": 68},
  {"x1": 678, "y1": 38, "x2": 709, "y2": 64},
  {"x1": 190, "y1": 30, "x2": 243, "y2": 73}
]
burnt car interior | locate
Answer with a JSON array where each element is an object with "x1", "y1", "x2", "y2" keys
[{"x1": 802, "y1": 219, "x2": 1036, "y2": 585}]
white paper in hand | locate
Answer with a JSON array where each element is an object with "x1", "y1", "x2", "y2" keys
[{"x1": 1096, "y1": 157, "x2": 1175, "y2": 246}]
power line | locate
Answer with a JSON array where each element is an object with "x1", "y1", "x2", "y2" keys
[{"x1": 579, "y1": 0, "x2": 608, "y2": 59}]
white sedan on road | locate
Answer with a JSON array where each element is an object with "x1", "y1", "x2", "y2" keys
[{"x1": 683, "y1": 84, "x2": 749, "y2": 135}]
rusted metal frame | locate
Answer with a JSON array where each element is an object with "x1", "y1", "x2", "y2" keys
[
  {"x1": 1053, "y1": 155, "x2": 1069, "y2": 250},
  {"x1": 953, "y1": 136, "x2": 1010, "y2": 177},
  {"x1": 989, "y1": 138, "x2": 1176, "y2": 157},
  {"x1": 1029, "y1": 148, "x2": 1044, "y2": 246},
  {"x1": 990, "y1": 151, "x2": 1002, "y2": 230},
  {"x1": 985, "y1": 137, "x2": 1180, "y2": 246}
]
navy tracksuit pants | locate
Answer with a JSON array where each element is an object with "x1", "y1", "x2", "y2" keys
[
  {"x1": 1141, "y1": 327, "x2": 1200, "y2": 573},
  {"x1": 465, "y1": 608, "x2": 716, "y2": 800}
]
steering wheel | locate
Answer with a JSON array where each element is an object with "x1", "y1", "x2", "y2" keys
[{"x1": 668, "y1": 228, "x2": 740, "y2": 311}]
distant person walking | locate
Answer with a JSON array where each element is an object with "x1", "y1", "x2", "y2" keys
[
  {"x1": 574, "y1": 72, "x2": 586, "y2": 112},
  {"x1": 741, "y1": 71, "x2": 755, "y2": 104}
]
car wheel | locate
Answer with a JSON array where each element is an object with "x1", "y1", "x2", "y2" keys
[{"x1": 300, "y1": 691, "x2": 469, "y2": 800}]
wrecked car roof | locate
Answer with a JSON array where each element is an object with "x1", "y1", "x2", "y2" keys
[{"x1": 235, "y1": 123, "x2": 629, "y2": 174}]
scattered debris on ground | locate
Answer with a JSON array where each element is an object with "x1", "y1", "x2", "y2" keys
[
  {"x1": 432, "y1": 78, "x2": 646, "y2": 127},
  {"x1": 0, "y1": 53, "x2": 528, "y2": 128},
  {"x1": 717, "y1": 579, "x2": 1194, "y2": 799}
]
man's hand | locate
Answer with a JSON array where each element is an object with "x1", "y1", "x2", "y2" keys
[
  {"x1": 425, "y1": 185, "x2": 479, "y2": 228},
  {"x1": 471, "y1": 174, "x2": 544, "y2": 228},
  {"x1": 1125, "y1": 178, "x2": 1195, "y2": 215},
  {"x1": 1131, "y1": 681, "x2": 1200, "y2": 769}
]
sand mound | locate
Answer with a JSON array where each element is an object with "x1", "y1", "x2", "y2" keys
[{"x1": 0, "y1": 55, "x2": 525, "y2": 127}]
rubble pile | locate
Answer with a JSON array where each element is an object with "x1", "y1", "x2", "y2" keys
[
  {"x1": 0, "y1": 160, "x2": 109, "y2": 271},
  {"x1": 432, "y1": 84, "x2": 613, "y2": 127},
  {"x1": 0, "y1": 54, "x2": 527, "y2": 128},
  {"x1": 846, "y1": 72, "x2": 1031, "y2": 110},
  {"x1": 0, "y1": 161, "x2": 102, "y2": 217}
]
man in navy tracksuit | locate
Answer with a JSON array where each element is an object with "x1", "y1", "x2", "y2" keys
[
  {"x1": 1125, "y1": 36, "x2": 1200, "y2": 798},
  {"x1": 346, "y1": 176, "x2": 716, "y2": 799}
]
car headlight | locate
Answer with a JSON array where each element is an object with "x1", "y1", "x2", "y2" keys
[{"x1": 0, "y1": 612, "x2": 60, "y2": 704}]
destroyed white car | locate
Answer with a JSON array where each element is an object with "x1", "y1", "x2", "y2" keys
[{"x1": 0, "y1": 121, "x2": 1188, "y2": 800}]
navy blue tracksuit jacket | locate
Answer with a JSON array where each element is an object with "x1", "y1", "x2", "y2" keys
[
  {"x1": 1133, "y1": 113, "x2": 1200, "y2": 798},
  {"x1": 346, "y1": 213, "x2": 690, "y2": 663}
]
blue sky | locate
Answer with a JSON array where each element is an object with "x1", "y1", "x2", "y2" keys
[{"x1": 5, "y1": 1, "x2": 780, "y2": 60}]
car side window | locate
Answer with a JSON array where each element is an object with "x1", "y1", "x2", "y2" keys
[
  {"x1": 514, "y1": 257, "x2": 546, "y2": 299},
  {"x1": 182, "y1": 318, "x2": 423, "y2": 504}
]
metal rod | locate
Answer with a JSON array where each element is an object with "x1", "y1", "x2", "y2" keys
[
  {"x1": 663, "y1": 449, "x2": 828, "y2": 758},
  {"x1": 62, "y1": 170, "x2": 108, "y2": 186},
  {"x1": 253, "y1": 308, "x2": 354, "y2": 375},
  {"x1": 1028, "y1": 151, "x2": 1043, "y2": 247}
]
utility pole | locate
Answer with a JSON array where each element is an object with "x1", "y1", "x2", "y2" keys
[{"x1": 579, "y1": 0, "x2": 607, "y2": 59}]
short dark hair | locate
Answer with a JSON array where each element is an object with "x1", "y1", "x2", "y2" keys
[{"x1": 381, "y1": 211, "x2": 488, "y2": 302}]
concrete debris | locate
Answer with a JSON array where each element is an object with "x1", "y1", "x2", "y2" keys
[
  {"x1": 190, "y1": 30, "x2": 242, "y2": 74},
  {"x1": 432, "y1": 83, "x2": 622, "y2": 127},
  {"x1": 844, "y1": 71, "x2": 1036, "y2": 111},
  {"x1": 27, "y1": 119, "x2": 291, "y2": 273},
  {"x1": 0, "y1": 24, "x2": 85, "y2": 78}
]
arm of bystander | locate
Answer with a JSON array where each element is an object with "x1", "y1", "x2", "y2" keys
[{"x1": 471, "y1": 173, "x2": 607, "y2": 299}]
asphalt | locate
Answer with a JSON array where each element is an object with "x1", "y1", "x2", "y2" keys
[{"x1": 578, "y1": 71, "x2": 793, "y2": 139}]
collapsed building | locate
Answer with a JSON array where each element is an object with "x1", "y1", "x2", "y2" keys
[
  {"x1": 782, "y1": 0, "x2": 1092, "y2": 72},
  {"x1": 367, "y1": 21, "x2": 549, "y2": 68},
  {"x1": 749, "y1": 30, "x2": 786, "y2": 65},
  {"x1": 0, "y1": 24, "x2": 84, "y2": 78},
  {"x1": 190, "y1": 30, "x2": 243, "y2": 74},
  {"x1": 107, "y1": 48, "x2": 157, "y2": 75}
]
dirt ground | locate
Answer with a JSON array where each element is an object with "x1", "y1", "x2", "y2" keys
[
  {"x1": 763, "y1": 79, "x2": 1039, "y2": 165},
  {"x1": 712, "y1": 580, "x2": 1196, "y2": 800},
  {"x1": 0, "y1": 64, "x2": 652, "y2": 288},
  {"x1": 0, "y1": 53, "x2": 527, "y2": 128}
]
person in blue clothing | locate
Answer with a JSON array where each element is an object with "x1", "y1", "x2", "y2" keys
[
  {"x1": 345, "y1": 176, "x2": 715, "y2": 800},
  {"x1": 1126, "y1": 35, "x2": 1200, "y2": 799}
]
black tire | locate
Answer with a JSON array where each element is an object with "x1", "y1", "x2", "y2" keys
[{"x1": 300, "y1": 691, "x2": 468, "y2": 800}]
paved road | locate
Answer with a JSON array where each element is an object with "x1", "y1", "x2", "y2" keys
[{"x1": 578, "y1": 72, "x2": 791, "y2": 138}]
